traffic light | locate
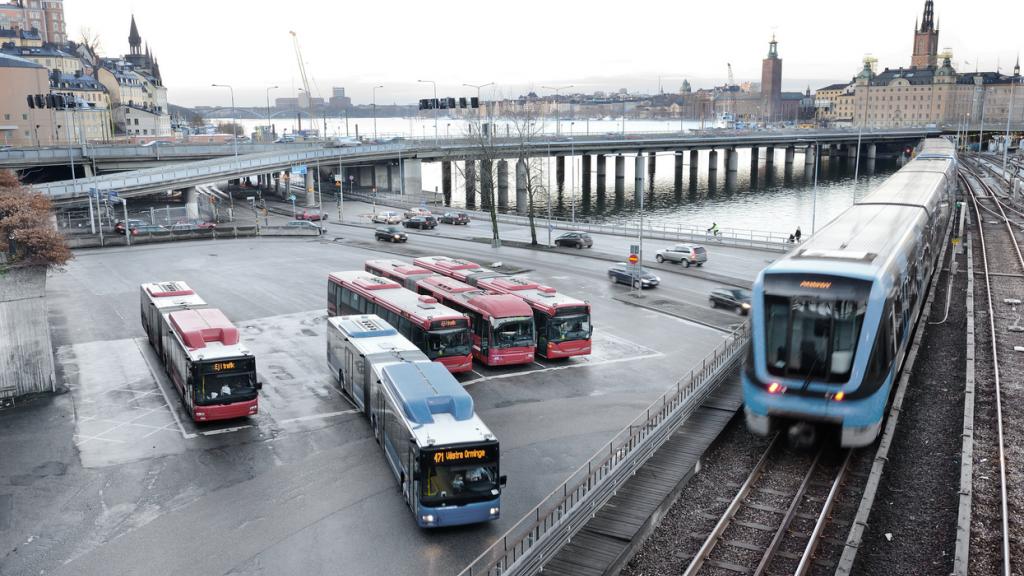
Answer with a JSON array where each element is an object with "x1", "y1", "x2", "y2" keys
[
  {"x1": 447, "y1": 97, "x2": 456, "y2": 109},
  {"x1": 459, "y1": 97, "x2": 467, "y2": 109},
  {"x1": 419, "y1": 99, "x2": 429, "y2": 110},
  {"x1": 470, "y1": 97, "x2": 479, "y2": 108}
]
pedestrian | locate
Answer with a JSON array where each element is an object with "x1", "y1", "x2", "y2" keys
[
  {"x1": 795, "y1": 226, "x2": 802, "y2": 242},
  {"x1": 788, "y1": 233, "x2": 795, "y2": 243}
]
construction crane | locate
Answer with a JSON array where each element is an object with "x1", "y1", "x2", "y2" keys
[{"x1": 289, "y1": 31, "x2": 312, "y2": 111}]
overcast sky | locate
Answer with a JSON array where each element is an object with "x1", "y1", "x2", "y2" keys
[{"x1": 64, "y1": 0, "x2": 1022, "y2": 107}]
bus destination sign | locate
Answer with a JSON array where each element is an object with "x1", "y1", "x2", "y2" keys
[
  {"x1": 213, "y1": 361, "x2": 237, "y2": 372},
  {"x1": 431, "y1": 447, "x2": 490, "y2": 464}
]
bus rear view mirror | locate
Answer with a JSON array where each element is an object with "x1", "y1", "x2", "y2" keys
[
  {"x1": 256, "y1": 380, "x2": 263, "y2": 390},
  {"x1": 499, "y1": 475, "x2": 508, "y2": 487}
]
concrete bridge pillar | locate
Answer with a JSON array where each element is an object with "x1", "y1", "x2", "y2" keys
[
  {"x1": 465, "y1": 160, "x2": 477, "y2": 207},
  {"x1": 596, "y1": 154, "x2": 607, "y2": 193},
  {"x1": 690, "y1": 149, "x2": 699, "y2": 181},
  {"x1": 403, "y1": 158, "x2": 422, "y2": 196},
  {"x1": 305, "y1": 170, "x2": 316, "y2": 207},
  {"x1": 708, "y1": 150, "x2": 719, "y2": 175},
  {"x1": 750, "y1": 147, "x2": 759, "y2": 173},
  {"x1": 515, "y1": 159, "x2": 528, "y2": 215},
  {"x1": 867, "y1": 143, "x2": 877, "y2": 159},
  {"x1": 634, "y1": 153, "x2": 644, "y2": 203},
  {"x1": 765, "y1": 147, "x2": 775, "y2": 166},
  {"x1": 582, "y1": 154, "x2": 592, "y2": 193},
  {"x1": 374, "y1": 164, "x2": 389, "y2": 194},
  {"x1": 480, "y1": 160, "x2": 493, "y2": 208},
  {"x1": 441, "y1": 160, "x2": 452, "y2": 206},
  {"x1": 726, "y1": 148, "x2": 738, "y2": 172},
  {"x1": 647, "y1": 151, "x2": 657, "y2": 188},
  {"x1": 805, "y1": 145, "x2": 816, "y2": 166},
  {"x1": 556, "y1": 155, "x2": 565, "y2": 190},
  {"x1": 784, "y1": 146, "x2": 795, "y2": 165},
  {"x1": 847, "y1": 144, "x2": 858, "y2": 159},
  {"x1": 185, "y1": 187, "x2": 200, "y2": 220},
  {"x1": 497, "y1": 159, "x2": 509, "y2": 209},
  {"x1": 674, "y1": 152, "x2": 684, "y2": 189},
  {"x1": 387, "y1": 164, "x2": 397, "y2": 193},
  {"x1": 614, "y1": 154, "x2": 625, "y2": 196}
]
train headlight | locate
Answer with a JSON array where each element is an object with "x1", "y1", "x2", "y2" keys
[
  {"x1": 741, "y1": 303, "x2": 751, "y2": 309},
  {"x1": 767, "y1": 382, "x2": 786, "y2": 394},
  {"x1": 489, "y1": 507, "x2": 500, "y2": 516},
  {"x1": 421, "y1": 514, "x2": 436, "y2": 525}
]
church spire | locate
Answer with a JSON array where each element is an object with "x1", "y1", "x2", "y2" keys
[
  {"x1": 128, "y1": 15, "x2": 142, "y2": 56},
  {"x1": 920, "y1": 0, "x2": 935, "y2": 32},
  {"x1": 1015, "y1": 54, "x2": 1020, "y2": 77}
]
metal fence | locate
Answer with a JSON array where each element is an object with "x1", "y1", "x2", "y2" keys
[{"x1": 458, "y1": 323, "x2": 749, "y2": 576}]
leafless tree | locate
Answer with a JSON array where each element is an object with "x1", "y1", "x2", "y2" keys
[
  {"x1": 504, "y1": 99, "x2": 547, "y2": 245},
  {"x1": 78, "y1": 28, "x2": 103, "y2": 75}
]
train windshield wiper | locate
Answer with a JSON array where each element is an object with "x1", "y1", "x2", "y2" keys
[{"x1": 800, "y1": 355, "x2": 822, "y2": 392}]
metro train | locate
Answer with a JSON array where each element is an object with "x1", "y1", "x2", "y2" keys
[{"x1": 742, "y1": 138, "x2": 957, "y2": 447}]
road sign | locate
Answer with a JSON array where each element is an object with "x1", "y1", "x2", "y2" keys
[
  {"x1": 628, "y1": 254, "x2": 639, "y2": 264},
  {"x1": 288, "y1": 194, "x2": 296, "y2": 202},
  {"x1": 291, "y1": 165, "x2": 307, "y2": 176}
]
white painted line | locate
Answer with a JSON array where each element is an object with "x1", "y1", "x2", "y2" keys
[
  {"x1": 133, "y1": 338, "x2": 196, "y2": 439},
  {"x1": 141, "y1": 422, "x2": 179, "y2": 439},
  {"x1": 197, "y1": 424, "x2": 253, "y2": 437},
  {"x1": 461, "y1": 352, "x2": 664, "y2": 387},
  {"x1": 74, "y1": 434, "x2": 126, "y2": 445},
  {"x1": 277, "y1": 409, "x2": 359, "y2": 424}
]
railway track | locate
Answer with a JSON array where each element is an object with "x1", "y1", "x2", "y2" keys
[
  {"x1": 681, "y1": 436, "x2": 856, "y2": 576},
  {"x1": 960, "y1": 165, "x2": 1020, "y2": 576}
]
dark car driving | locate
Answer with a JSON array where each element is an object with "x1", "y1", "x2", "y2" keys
[
  {"x1": 554, "y1": 231, "x2": 593, "y2": 249},
  {"x1": 709, "y1": 288, "x2": 751, "y2": 315},
  {"x1": 375, "y1": 226, "x2": 408, "y2": 242},
  {"x1": 607, "y1": 263, "x2": 660, "y2": 288},
  {"x1": 403, "y1": 215, "x2": 437, "y2": 230},
  {"x1": 439, "y1": 212, "x2": 471, "y2": 225}
]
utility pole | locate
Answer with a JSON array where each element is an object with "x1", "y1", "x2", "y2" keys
[
  {"x1": 541, "y1": 85, "x2": 574, "y2": 136},
  {"x1": 265, "y1": 85, "x2": 278, "y2": 140},
  {"x1": 372, "y1": 84, "x2": 383, "y2": 141}
]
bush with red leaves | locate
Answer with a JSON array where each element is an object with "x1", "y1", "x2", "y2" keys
[{"x1": 0, "y1": 170, "x2": 72, "y2": 268}]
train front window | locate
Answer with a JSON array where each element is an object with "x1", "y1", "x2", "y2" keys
[
  {"x1": 424, "y1": 328, "x2": 470, "y2": 359},
  {"x1": 765, "y1": 296, "x2": 866, "y2": 383}
]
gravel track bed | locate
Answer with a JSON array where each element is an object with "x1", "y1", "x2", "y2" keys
[
  {"x1": 969, "y1": 198, "x2": 1024, "y2": 576},
  {"x1": 622, "y1": 415, "x2": 771, "y2": 576},
  {"x1": 850, "y1": 238, "x2": 967, "y2": 576}
]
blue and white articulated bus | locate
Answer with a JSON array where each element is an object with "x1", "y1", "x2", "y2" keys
[
  {"x1": 328, "y1": 314, "x2": 506, "y2": 527},
  {"x1": 743, "y1": 138, "x2": 957, "y2": 447}
]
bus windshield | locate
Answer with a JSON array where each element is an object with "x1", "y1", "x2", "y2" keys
[
  {"x1": 424, "y1": 328, "x2": 471, "y2": 359},
  {"x1": 491, "y1": 316, "x2": 535, "y2": 348},
  {"x1": 194, "y1": 359, "x2": 257, "y2": 405},
  {"x1": 421, "y1": 449, "x2": 500, "y2": 506},
  {"x1": 547, "y1": 313, "x2": 591, "y2": 343},
  {"x1": 765, "y1": 295, "x2": 866, "y2": 384}
]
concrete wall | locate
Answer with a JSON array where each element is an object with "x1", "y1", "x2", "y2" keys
[{"x1": 0, "y1": 267, "x2": 55, "y2": 397}]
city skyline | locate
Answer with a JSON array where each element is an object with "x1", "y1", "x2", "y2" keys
[{"x1": 62, "y1": 0, "x2": 1022, "y2": 107}]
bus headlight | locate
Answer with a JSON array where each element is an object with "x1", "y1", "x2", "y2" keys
[
  {"x1": 767, "y1": 382, "x2": 786, "y2": 395},
  {"x1": 489, "y1": 507, "x2": 500, "y2": 516},
  {"x1": 195, "y1": 411, "x2": 206, "y2": 418},
  {"x1": 741, "y1": 303, "x2": 751, "y2": 309},
  {"x1": 421, "y1": 514, "x2": 436, "y2": 525}
]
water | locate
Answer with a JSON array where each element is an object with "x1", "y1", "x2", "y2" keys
[{"x1": 232, "y1": 116, "x2": 899, "y2": 235}]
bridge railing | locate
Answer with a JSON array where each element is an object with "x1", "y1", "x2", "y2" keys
[{"x1": 458, "y1": 323, "x2": 749, "y2": 576}]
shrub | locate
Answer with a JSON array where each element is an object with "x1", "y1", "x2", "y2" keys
[{"x1": 0, "y1": 170, "x2": 73, "y2": 268}]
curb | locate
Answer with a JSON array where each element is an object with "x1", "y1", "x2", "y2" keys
[{"x1": 612, "y1": 293, "x2": 743, "y2": 333}]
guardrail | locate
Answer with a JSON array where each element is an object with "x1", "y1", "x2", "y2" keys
[
  {"x1": 458, "y1": 323, "x2": 749, "y2": 576},
  {"x1": 348, "y1": 191, "x2": 790, "y2": 251}
]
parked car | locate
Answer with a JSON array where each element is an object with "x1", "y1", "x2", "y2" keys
[
  {"x1": 403, "y1": 216, "x2": 437, "y2": 230},
  {"x1": 169, "y1": 222, "x2": 200, "y2": 232},
  {"x1": 439, "y1": 212, "x2": 471, "y2": 225},
  {"x1": 403, "y1": 207, "x2": 432, "y2": 219},
  {"x1": 114, "y1": 219, "x2": 145, "y2": 235},
  {"x1": 371, "y1": 211, "x2": 402, "y2": 224},
  {"x1": 554, "y1": 231, "x2": 593, "y2": 249},
  {"x1": 134, "y1": 224, "x2": 167, "y2": 234},
  {"x1": 607, "y1": 263, "x2": 660, "y2": 289},
  {"x1": 286, "y1": 220, "x2": 324, "y2": 234},
  {"x1": 296, "y1": 210, "x2": 328, "y2": 222},
  {"x1": 375, "y1": 226, "x2": 407, "y2": 242},
  {"x1": 655, "y1": 243, "x2": 708, "y2": 267},
  {"x1": 709, "y1": 288, "x2": 751, "y2": 315}
]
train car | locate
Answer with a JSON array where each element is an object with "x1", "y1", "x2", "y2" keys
[
  {"x1": 327, "y1": 314, "x2": 507, "y2": 527},
  {"x1": 743, "y1": 138, "x2": 956, "y2": 447}
]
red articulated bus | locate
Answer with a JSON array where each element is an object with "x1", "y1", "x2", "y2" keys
[
  {"x1": 364, "y1": 259, "x2": 436, "y2": 291},
  {"x1": 415, "y1": 275, "x2": 536, "y2": 366},
  {"x1": 140, "y1": 282, "x2": 260, "y2": 422},
  {"x1": 412, "y1": 256, "x2": 506, "y2": 287},
  {"x1": 327, "y1": 271, "x2": 474, "y2": 373},
  {"x1": 474, "y1": 276, "x2": 592, "y2": 360}
]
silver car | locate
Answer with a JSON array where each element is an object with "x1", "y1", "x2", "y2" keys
[{"x1": 655, "y1": 244, "x2": 708, "y2": 268}]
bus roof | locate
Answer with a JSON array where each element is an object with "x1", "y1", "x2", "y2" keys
[
  {"x1": 382, "y1": 361, "x2": 474, "y2": 425},
  {"x1": 329, "y1": 315, "x2": 425, "y2": 358},
  {"x1": 476, "y1": 276, "x2": 588, "y2": 314},
  {"x1": 333, "y1": 314, "x2": 397, "y2": 338},
  {"x1": 141, "y1": 281, "x2": 206, "y2": 310},
  {"x1": 329, "y1": 271, "x2": 467, "y2": 325},
  {"x1": 167, "y1": 308, "x2": 251, "y2": 361},
  {"x1": 417, "y1": 276, "x2": 533, "y2": 319},
  {"x1": 364, "y1": 259, "x2": 434, "y2": 281}
]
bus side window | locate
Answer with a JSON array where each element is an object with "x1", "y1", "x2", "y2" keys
[
  {"x1": 399, "y1": 317, "x2": 412, "y2": 337},
  {"x1": 410, "y1": 326, "x2": 425, "y2": 347}
]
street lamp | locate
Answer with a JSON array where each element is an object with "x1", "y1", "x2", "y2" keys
[
  {"x1": 212, "y1": 83, "x2": 238, "y2": 168},
  {"x1": 417, "y1": 79, "x2": 438, "y2": 147},
  {"x1": 463, "y1": 82, "x2": 495, "y2": 127},
  {"x1": 372, "y1": 84, "x2": 383, "y2": 141},
  {"x1": 265, "y1": 85, "x2": 278, "y2": 140},
  {"x1": 541, "y1": 84, "x2": 574, "y2": 136}
]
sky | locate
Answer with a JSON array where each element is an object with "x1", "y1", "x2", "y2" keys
[{"x1": 63, "y1": 0, "x2": 1023, "y2": 108}]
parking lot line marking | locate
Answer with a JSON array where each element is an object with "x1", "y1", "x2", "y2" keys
[
  {"x1": 133, "y1": 338, "x2": 196, "y2": 440},
  {"x1": 141, "y1": 422, "x2": 179, "y2": 439},
  {"x1": 197, "y1": 425, "x2": 252, "y2": 437},
  {"x1": 278, "y1": 409, "x2": 359, "y2": 424},
  {"x1": 461, "y1": 352, "x2": 664, "y2": 387},
  {"x1": 74, "y1": 434, "x2": 126, "y2": 445}
]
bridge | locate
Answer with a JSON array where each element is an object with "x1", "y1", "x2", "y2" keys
[
  {"x1": 0, "y1": 142, "x2": 322, "y2": 172},
  {"x1": 29, "y1": 128, "x2": 941, "y2": 207}
]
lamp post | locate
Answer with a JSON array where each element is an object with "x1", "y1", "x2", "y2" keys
[
  {"x1": 417, "y1": 79, "x2": 438, "y2": 147},
  {"x1": 1003, "y1": 74, "x2": 1018, "y2": 177},
  {"x1": 265, "y1": 85, "x2": 278, "y2": 139},
  {"x1": 212, "y1": 83, "x2": 238, "y2": 173},
  {"x1": 463, "y1": 82, "x2": 494, "y2": 132},
  {"x1": 372, "y1": 84, "x2": 383, "y2": 141},
  {"x1": 541, "y1": 84, "x2": 573, "y2": 136}
]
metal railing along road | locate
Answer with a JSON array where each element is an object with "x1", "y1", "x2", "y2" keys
[
  {"x1": 458, "y1": 324, "x2": 749, "y2": 576},
  {"x1": 0, "y1": 142, "x2": 322, "y2": 167}
]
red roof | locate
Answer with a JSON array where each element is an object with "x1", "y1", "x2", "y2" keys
[
  {"x1": 365, "y1": 259, "x2": 433, "y2": 278},
  {"x1": 481, "y1": 276, "x2": 541, "y2": 292},
  {"x1": 417, "y1": 276, "x2": 532, "y2": 319},
  {"x1": 145, "y1": 281, "x2": 195, "y2": 298},
  {"x1": 419, "y1": 275, "x2": 477, "y2": 295},
  {"x1": 352, "y1": 275, "x2": 401, "y2": 291},
  {"x1": 414, "y1": 256, "x2": 482, "y2": 274},
  {"x1": 477, "y1": 276, "x2": 588, "y2": 315},
  {"x1": 169, "y1": 308, "x2": 239, "y2": 350}
]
